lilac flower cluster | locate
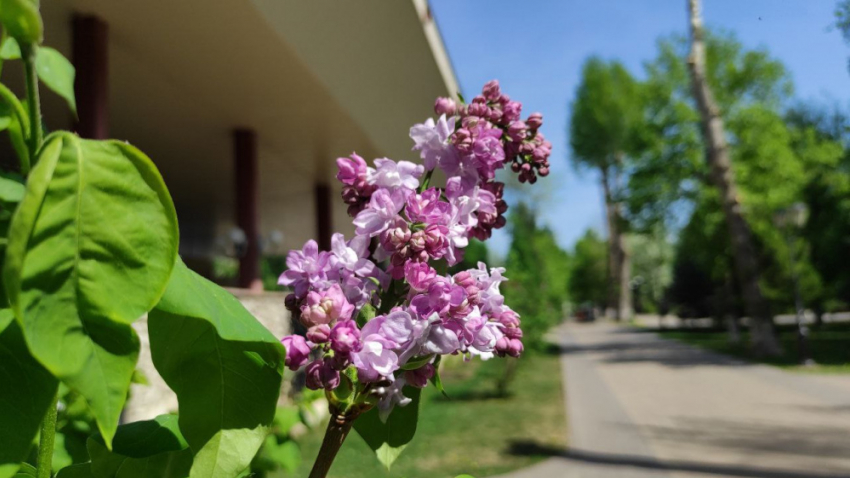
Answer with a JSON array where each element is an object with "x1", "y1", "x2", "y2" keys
[{"x1": 278, "y1": 81, "x2": 545, "y2": 421}]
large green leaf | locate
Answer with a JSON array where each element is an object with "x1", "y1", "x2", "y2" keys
[
  {"x1": 0, "y1": 310, "x2": 58, "y2": 478},
  {"x1": 0, "y1": 0, "x2": 42, "y2": 44},
  {"x1": 87, "y1": 415, "x2": 193, "y2": 478},
  {"x1": 35, "y1": 47, "x2": 76, "y2": 114},
  {"x1": 3, "y1": 133, "x2": 179, "y2": 446},
  {"x1": 149, "y1": 260, "x2": 285, "y2": 478},
  {"x1": 353, "y1": 386, "x2": 422, "y2": 470},
  {"x1": 55, "y1": 464, "x2": 94, "y2": 478}
]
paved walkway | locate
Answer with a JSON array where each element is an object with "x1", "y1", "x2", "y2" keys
[{"x1": 492, "y1": 322, "x2": 850, "y2": 478}]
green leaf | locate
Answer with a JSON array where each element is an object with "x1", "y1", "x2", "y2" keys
[
  {"x1": 5, "y1": 105, "x2": 28, "y2": 167},
  {"x1": 87, "y1": 415, "x2": 193, "y2": 478},
  {"x1": 353, "y1": 386, "x2": 422, "y2": 470},
  {"x1": 55, "y1": 464, "x2": 94, "y2": 478},
  {"x1": 399, "y1": 354, "x2": 434, "y2": 371},
  {"x1": 0, "y1": 310, "x2": 59, "y2": 478},
  {"x1": 3, "y1": 133, "x2": 179, "y2": 447},
  {"x1": 356, "y1": 303, "x2": 376, "y2": 328},
  {"x1": 429, "y1": 355, "x2": 448, "y2": 398},
  {"x1": 149, "y1": 260, "x2": 285, "y2": 478},
  {"x1": 261, "y1": 437, "x2": 300, "y2": 474},
  {"x1": 36, "y1": 47, "x2": 76, "y2": 114},
  {"x1": 0, "y1": 0, "x2": 42, "y2": 44},
  {"x1": 0, "y1": 176, "x2": 24, "y2": 203},
  {"x1": 0, "y1": 36, "x2": 20, "y2": 59},
  {"x1": 11, "y1": 463, "x2": 35, "y2": 477}
]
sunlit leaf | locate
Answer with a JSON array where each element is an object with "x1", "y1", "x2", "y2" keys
[
  {"x1": 3, "y1": 133, "x2": 179, "y2": 446},
  {"x1": 149, "y1": 260, "x2": 285, "y2": 478},
  {"x1": 36, "y1": 47, "x2": 76, "y2": 114},
  {"x1": 0, "y1": 0, "x2": 42, "y2": 44},
  {"x1": 353, "y1": 386, "x2": 422, "y2": 470}
]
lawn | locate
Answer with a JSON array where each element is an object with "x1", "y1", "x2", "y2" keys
[
  {"x1": 290, "y1": 352, "x2": 567, "y2": 478},
  {"x1": 657, "y1": 322, "x2": 850, "y2": 373}
]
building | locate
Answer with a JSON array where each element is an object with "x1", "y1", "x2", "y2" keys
[
  {"x1": 10, "y1": 0, "x2": 458, "y2": 421},
  {"x1": 22, "y1": 0, "x2": 458, "y2": 289}
]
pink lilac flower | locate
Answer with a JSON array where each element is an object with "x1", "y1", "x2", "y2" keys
[
  {"x1": 353, "y1": 188, "x2": 406, "y2": 237},
  {"x1": 404, "y1": 261, "x2": 437, "y2": 293},
  {"x1": 300, "y1": 284, "x2": 354, "y2": 328},
  {"x1": 368, "y1": 158, "x2": 425, "y2": 191},
  {"x1": 352, "y1": 333, "x2": 399, "y2": 383},
  {"x1": 410, "y1": 115, "x2": 456, "y2": 171},
  {"x1": 278, "y1": 240, "x2": 332, "y2": 298},
  {"x1": 281, "y1": 335, "x2": 312, "y2": 371},
  {"x1": 377, "y1": 377, "x2": 412, "y2": 423}
]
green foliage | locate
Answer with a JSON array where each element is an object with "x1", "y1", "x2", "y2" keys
[
  {"x1": 149, "y1": 259, "x2": 285, "y2": 478},
  {"x1": 629, "y1": 229, "x2": 674, "y2": 314},
  {"x1": 3, "y1": 133, "x2": 179, "y2": 445},
  {"x1": 353, "y1": 386, "x2": 422, "y2": 470},
  {"x1": 34, "y1": 47, "x2": 76, "y2": 114},
  {"x1": 503, "y1": 202, "x2": 570, "y2": 348},
  {"x1": 568, "y1": 229, "x2": 608, "y2": 310},
  {"x1": 0, "y1": 310, "x2": 57, "y2": 478},
  {"x1": 0, "y1": 0, "x2": 43, "y2": 44},
  {"x1": 86, "y1": 415, "x2": 193, "y2": 478},
  {"x1": 570, "y1": 56, "x2": 643, "y2": 172},
  {"x1": 249, "y1": 405, "x2": 312, "y2": 477}
]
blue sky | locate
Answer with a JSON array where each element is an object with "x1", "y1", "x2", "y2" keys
[{"x1": 429, "y1": 0, "x2": 850, "y2": 258}]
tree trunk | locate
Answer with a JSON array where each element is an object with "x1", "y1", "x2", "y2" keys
[
  {"x1": 619, "y1": 235, "x2": 633, "y2": 321},
  {"x1": 601, "y1": 167, "x2": 632, "y2": 321},
  {"x1": 601, "y1": 168, "x2": 620, "y2": 320},
  {"x1": 686, "y1": 0, "x2": 780, "y2": 356}
]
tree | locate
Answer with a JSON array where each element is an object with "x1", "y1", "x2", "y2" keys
[
  {"x1": 568, "y1": 229, "x2": 608, "y2": 311},
  {"x1": 569, "y1": 57, "x2": 643, "y2": 321},
  {"x1": 687, "y1": 0, "x2": 781, "y2": 355},
  {"x1": 503, "y1": 202, "x2": 570, "y2": 349}
]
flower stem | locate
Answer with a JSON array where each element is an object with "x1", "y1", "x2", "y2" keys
[
  {"x1": 308, "y1": 412, "x2": 356, "y2": 478},
  {"x1": 35, "y1": 390, "x2": 58, "y2": 478},
  {"x1": 21, "y1": 43, "x2": 43, "y2": 163}
]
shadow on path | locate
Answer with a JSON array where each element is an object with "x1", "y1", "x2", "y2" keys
[{"x1": 507, "y1": 441, "x2": 850, "y2": 478}]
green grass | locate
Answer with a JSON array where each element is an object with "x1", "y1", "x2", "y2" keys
[
  {"x1": 290, "y1": 352, "x2": 567, "y2": 478},
  {"x1": 657, "y1": 322, "x2": 850, "y2": 373}
]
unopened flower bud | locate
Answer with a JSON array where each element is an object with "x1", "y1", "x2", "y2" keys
[
  {"x1": 508, "y1": 121, "x2": 528, "y2": 142},
  {"x1": 453, "y1": 271, "x2": 475, "y2": 288},
  {"x1": 482, "y1": 79, "x2": 501, "y2": 101},
  {"x1": 307, "y1": 324, "x2": 331, "y2": 343},
  {"x1": 538, "y1": 167, "x2": 550, "y2": 177},
  {"x1": 503, "y1": 101, "x2": 522, "y2": 123},
  {"x1": 305, "y1": 358, "x2": 341, "y2": 390},
  {"x1": 284, "y1": 293, "x2": 299, "y2": 312},
  {"x1": 409, "y1": 230, "x2": 426, "y2": 251},
  {"x1": 526, "y1": 112, "x2": 543, "y2": 130},
  {"x1": 404, "y1": 364, "x2": 435, "y2": 388},
  {"x1": 330, "y1": 320, "x2": 361, "y2": 354},
  {"x1": 281, "y1": 335, "x2": 312, "y2": 371},
  {"x1": 434, "y1": 97, "x2": 457, "y2": 116}
]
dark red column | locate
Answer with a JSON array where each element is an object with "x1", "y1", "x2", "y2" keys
[
  {"x1": 234, "y1": 129, "x2": 262, "y2": 290},
  {"x1": 315, "y1": 183, "x2": 332, "y2": 252},
  {"x1": 72, "y1": 14, "x2": 109, "y2": 139}
]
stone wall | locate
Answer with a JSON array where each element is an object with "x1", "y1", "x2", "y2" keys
[{"x1": 123, "y1": 289, "x2": 290, "y2": 423}]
